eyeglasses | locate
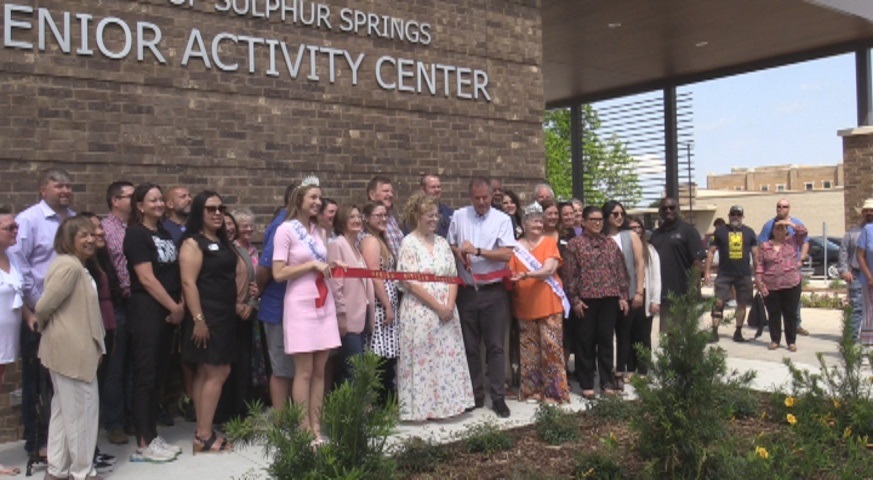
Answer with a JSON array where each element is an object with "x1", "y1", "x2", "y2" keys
[
  {"x1": 586, "y1": 217, "x2": 604, "y2": 223},
  {"x1": 660, "y1": 205, "x2": 676, "y2": 211},
  {"x1": 369, "y1": 213, "x2": 388, "y2": 219},
  {"x1": 205, "y1": 205, "x2": 227, "y2": 214},
  {"x1": 729, "y1": 212, "x2": 743, "y2": 217},
  {"x1": 776, "y1": 205, "x2": 790, "y2": 209},
  {"x1": 0, "y1": 224, "x2": 18, "y2": 232},
  {"x1": 611, "y1": 211, "x2": 624, "y2": 218}
]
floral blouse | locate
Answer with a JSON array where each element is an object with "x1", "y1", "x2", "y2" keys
[
  {"x1": 563, "y1": 232, "x2": 629, "y2": 304},
  {"x1": 755, "y1": 225, "x2": 807, "y2": 291}
]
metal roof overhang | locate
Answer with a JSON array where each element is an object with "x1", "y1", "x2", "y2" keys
[{"x1": 543, "y1": 0, "x2": 873, "y2": 108}]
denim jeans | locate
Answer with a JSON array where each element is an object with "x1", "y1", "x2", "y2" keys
[
  {"x1": 336, "y1": 331, "x2": 366, "y2": 385},
  {"x1": 20, "y1": 326, "x2": 47, "y2": 454},
  {"x1": 848, "y1": 276, "x2": 864, "y2": 341},
  {"x1": 102, "y1": 303, "x2": 130, "y2": 431}
]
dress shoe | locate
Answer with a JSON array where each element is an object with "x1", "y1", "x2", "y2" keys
[
  {"x1": 107, "y1": 428, "x2": 129, "y2": 445},
  {"x1": 796, "y1": 327, "x2": 810, "y2": 336},
  {"x1": 732, "y1": 329, "x2": 746, "y2": 343},
  {"x1": 464, "y1": 398, "x2": 485, "y2": 413},
  {"x1": 492, "y1": 399, "x2": 511, "y2": 418}
]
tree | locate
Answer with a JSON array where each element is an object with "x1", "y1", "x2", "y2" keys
[{"x1": 544, "y1": 106, "x2": 642, "y2": 207}]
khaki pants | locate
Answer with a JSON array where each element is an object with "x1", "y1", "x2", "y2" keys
[{"x1": 47, "y1": 370, "x2": 98, "y2": 480}]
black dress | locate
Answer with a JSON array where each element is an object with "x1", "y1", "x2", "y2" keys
[{"x1": 182, "y1": 234, "x2": 238, "y2": 365}]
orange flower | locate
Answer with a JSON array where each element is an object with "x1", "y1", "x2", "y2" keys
[
  {"x1": 784, "y1": 396, "x2": 795, "y2": 408},
  {"x1": 786, "y1": 413, "x2": 797, "y2": 425}
]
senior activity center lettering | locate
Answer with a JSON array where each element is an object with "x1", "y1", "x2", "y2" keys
[{"x1": 2, "y1": 1, "x2": 492, "y2": 101}]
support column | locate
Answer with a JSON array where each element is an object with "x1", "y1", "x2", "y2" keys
[
  {"x1": 839, "y1": 126, "x2": 873, "y2": 227},
  {"x1": 664, "y1": 87, "x2": 679, "y2": 199},
  {"x1": 570, "y1": 104, "x2": 585, "y2": 202},
  {"x1": 856, "y1": 48, "x2": 872, "y2": 126}
]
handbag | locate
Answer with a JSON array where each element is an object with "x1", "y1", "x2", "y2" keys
[{"x1": 748, "y1": 292, "x2": 768, "y2": 339}]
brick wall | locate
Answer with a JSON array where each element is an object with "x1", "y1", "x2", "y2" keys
[
  {"x1": 0, "y1": 0, "x2": 545, "y2": 442},
  {"x1": 707, "y1": 164, "x2": 843, "y2": 192},
  {"x1": 841, "y1": 127, "x2": 873, "y2": 227}
]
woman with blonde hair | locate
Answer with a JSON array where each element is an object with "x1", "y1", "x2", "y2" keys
[
  {"x1": 396, "y1": 193, "x2": 474, "y2": 420},
  {"x1": 272, "y1": 178, "x2": 340, "y2": 445}
]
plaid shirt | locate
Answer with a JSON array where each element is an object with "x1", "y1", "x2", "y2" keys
[
  {"x1": 102, "y1": 213, "x2": 130, "y2": 297},
  {"x1": 385, "y1": 214, "x2": 403, "y2": 257}
]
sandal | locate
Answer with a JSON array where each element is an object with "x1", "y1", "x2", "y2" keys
[
  {"x1": 788, "y1": 344, "x2": 797, "y2": 352},
  {"x1": 193, "y1": 432, "x2": 233, "y2": 455},
  {"x1": 0, "y1": 465, "x2": 20, "y2": 476},
  {"x1": 768, "y1": 342, "x2": 779, "y2": 350}
]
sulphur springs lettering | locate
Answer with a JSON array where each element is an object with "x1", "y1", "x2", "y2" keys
[{"x1": 2, "y1": 3, "x2": 489, "y2": 101}]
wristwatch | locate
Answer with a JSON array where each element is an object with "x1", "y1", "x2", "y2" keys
[{"x1": 476, "y1": 247, "x2": 481, "y2": 256}]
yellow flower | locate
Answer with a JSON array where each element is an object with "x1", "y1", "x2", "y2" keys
[
  {"x1": 844, "y1": 427, "x2": 853, "y2": 439},
  {"x1": 760, "y1": 411, "x2": 768, "y2": 420},
  {"x1": 755, "y1": 446, "x2": 770, "y2": 459},
  {"x1": 786, "y1": 413, "x2": 797, "y2": 425},
  {"x1": 833, "y1": 399, "x2": 842, "y2": 409},
  {"x1": 784, "y1": 396, "x2": 795, "y2": 408}
]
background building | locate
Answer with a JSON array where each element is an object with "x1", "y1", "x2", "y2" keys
[{"x1": 707, "y1": 164, "x2": 844, "y2": 192}]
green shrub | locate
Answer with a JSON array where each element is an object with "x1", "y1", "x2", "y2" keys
[
  {"x1": 573, "y1": 451, "x2": 628, "y2": 479},
  {"x1": 463, "y1": 420, "x2": 513, "y2": 454},
  {"x1": 828, "y1": 278, "x2": 846, "y2": 290},
  {"x1": 534, "y1": 403, "x2": 579, "y2": 445},
  {"x1": 629, "y1": 269, "x2": 756, "y2": 478},
  {"x1": 393, "y1": 436, "x2": 450, "y2": 474},
  {"x1": 587, "y1": 394, "x2": 635, "y2": 423},
  {"x1": 801, "y1": 292, "x2": 844, "y2": 309},
  {"x1": 225, "y1": 352, "x2": 398, "y2": 480}
]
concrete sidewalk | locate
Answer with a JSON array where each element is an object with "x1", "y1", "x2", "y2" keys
[{"x1": 0, "y1": 306, "x2": 855, "y2": 479}]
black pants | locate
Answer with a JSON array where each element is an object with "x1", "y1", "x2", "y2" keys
[
  {"x1": 627, "y1": 306, "x2": 653, "y2": 375},
  {"x1": 129, "y1": 293, "x2": 174, "y2": 446},
  {"x1": 458, "y1": 284, "x2": 508, "y2": 403},
  {"x1": 377, "y1": 357, "x2": 397, "y2": 406},
  {"x1": 574, "y1": 297, "x2": 619, "y2": 391},
  {"x1": 614, "y1": 307, "x2": 635, "y2": 375},
  {"x1": 765, "y1": 284, "x2": 802, "y2": 346},
  {"x1": 20, "y1": 327, "x2": 48, "y2": 455},
  {"x1": 216, "y1": 317, "x2": 254, "y2": 422}
]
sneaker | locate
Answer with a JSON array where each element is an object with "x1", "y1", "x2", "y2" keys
[
  {"x1": 491, "y1": 399, "x2": 511, "y2": 418},
  {"x1": 154, "y1": 436, "x2": 183, "y2": 456},
  {"x1": 107, "y1": 428, "x2": 129, "y2": 445},
  {"x1": 95, "y1": 449, "x2": 116, "y2": 465},
  {"x1": 132, "y1": 441, "x2": 177, "y2": 463},
  {"x1": 796, "y1": 327, "x2": 810, "y2": 336},
  {"x1": 93, "y1": 459, "x2": 113, "y2": 474},
  {"x1": 709, "y1": 328, "x2": 719, "y2": 343},
  {"x1": 732, "y1": 329, "x2": 746, "y2": 343},
  {"x1": 158, "y1": 405, "x2": 175, "y2": 427}
]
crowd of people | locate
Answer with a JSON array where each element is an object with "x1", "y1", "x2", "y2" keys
[{"x1": 1, "y1": 167, "x2": 870, "y2": 479}]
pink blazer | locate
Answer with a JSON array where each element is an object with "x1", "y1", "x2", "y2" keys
[{"x1": 327, "y1": 235, "x2": 376, "y2": 334}]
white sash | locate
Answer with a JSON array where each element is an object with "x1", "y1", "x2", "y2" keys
[
  {"x1": 513, "y1": 245, "x2": 571, "y2": 318},
  {"x1": 288, "y1": 220, "x2": 327, "y2": 263}
]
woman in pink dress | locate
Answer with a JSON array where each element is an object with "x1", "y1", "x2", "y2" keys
[{"x1": 272, "y1": 179, "x2": 340, "y2": 445}]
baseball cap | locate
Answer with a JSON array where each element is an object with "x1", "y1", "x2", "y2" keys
[{"x1": 728, "y1": 205, "x2": 744, "y2": 215}]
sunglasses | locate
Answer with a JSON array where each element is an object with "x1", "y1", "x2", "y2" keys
[
  {"x1": 205, "y1": 205, "x2": 227, "y2": 214},
  {"x1": 776, "y1": 205, "x2": 790, "y2": 209},
  {"x1": 611, "y1": 211, "x2": 624, "y2": 218},
  {"x1": 0, "y1": 224, "x2": 18, "y2": 232},
  {"x1": 660, "y1": 205, "x2": 676, "y2": 211}
]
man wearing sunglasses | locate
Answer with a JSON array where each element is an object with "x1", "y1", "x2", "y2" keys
[
  {"x1": 649, "y1": 197, "x2": 704, "y2": 333},
  {"x1": 704, "y1": 205, "x2": 758, "y2": 343},
  {"x1": 757, "y1": 199, "x2": 810, "y2": 335}
]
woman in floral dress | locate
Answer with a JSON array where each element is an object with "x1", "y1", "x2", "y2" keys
[{"x1": 396, "y1": 193, "x2": 474, "y2": 421}]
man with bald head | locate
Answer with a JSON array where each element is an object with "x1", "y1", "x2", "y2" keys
[{"x1": 420, "y1": 174, "x2": 454, "y2": 237}]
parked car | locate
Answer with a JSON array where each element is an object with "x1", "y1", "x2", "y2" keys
[{"x1": 804, "y1": 237, "x2": 841, "y2": 279}]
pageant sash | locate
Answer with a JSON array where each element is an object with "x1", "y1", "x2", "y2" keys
[
  {"x1": 512, "y1": 246, "x2": 571, "y2": 318},
  {"x1": 330, "y1": 267, "x2": 512, "y2": 286},
  {"x1": 288, "y1": 220, "x2": 329, "y2": 308}
]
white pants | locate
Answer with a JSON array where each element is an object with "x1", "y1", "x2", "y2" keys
[{"x1": 47, "y1": 370, "x2": 98, "y2": 480}]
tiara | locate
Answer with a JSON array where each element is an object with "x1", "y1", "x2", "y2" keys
[
  {"x1": 300, "y1": 175, "x2": 320, "y2": 187},
  {"x1": 523, "y1": 202, "x2": 543, "y2": 216}
]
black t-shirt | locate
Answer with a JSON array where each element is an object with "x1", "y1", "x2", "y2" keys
[
  {"x1": 650, "y1": 220, "x2": 704, "y2": 298},
  {"x1": 711, "y1": 224, "x2": 757, "y2": 276},
  {"x1": 123, "y1": 224, "x2": 181, "y2": 296}
]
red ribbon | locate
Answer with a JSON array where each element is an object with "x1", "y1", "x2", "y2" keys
[
  {"x1": 329, "y1": 267, "x2": 512, "y2": 288},
  {"x1": 315, "y1": 275, "x2": 329, "y2": 308}
]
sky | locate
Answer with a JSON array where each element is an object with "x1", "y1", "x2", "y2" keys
[
  {"x1": 688, "y1": 53, "x2": 856, "y2": 187},
  {"x1": 592, "y1": 52, "x2": 858, "y2": 188}
]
